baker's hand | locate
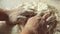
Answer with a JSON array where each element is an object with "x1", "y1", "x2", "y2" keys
[{"x1": 20, "y1": 12, "x2": 57, "y2": 34}]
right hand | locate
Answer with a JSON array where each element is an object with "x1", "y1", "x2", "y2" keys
[{"x1": 20, "y1": 12, "x2": 57, "y2": 34}]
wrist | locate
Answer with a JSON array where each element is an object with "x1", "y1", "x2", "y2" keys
[{"x1": 20, "y1": 27, "x2": 35, "y2": 34}]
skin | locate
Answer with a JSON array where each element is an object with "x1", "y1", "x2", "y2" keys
[{"x1": 20, "y1": 12, "x2": 57, "y2": 34}]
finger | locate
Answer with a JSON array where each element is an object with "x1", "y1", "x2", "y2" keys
[
  {"x1": 46, "y1": 14, "x2": 56, "y2": 22},
  {"x1": 42, "y1": 12, "x2": 51, "y2": 20},
  {"x1": 46, "y1": 15, "x2": 56, "y2": 26},
  {"x1": 47, "y1": 19, "x2": 57, "y2": 32},
  {"x1": 36, "y1": 12, "x2": 45, "y2": 17}
]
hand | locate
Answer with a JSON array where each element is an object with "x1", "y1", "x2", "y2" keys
[{"x1": 20, "y1": 12, "x2": 57, "y2": 34}]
